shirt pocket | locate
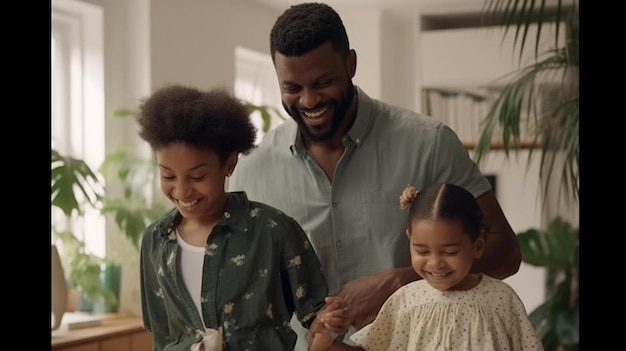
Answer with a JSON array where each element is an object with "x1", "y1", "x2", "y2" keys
[{"x1": 363, "y1": 191, "x2": 411, "y2": 267}]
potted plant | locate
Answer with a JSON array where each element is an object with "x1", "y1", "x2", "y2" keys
[
  {"x1": 517, "y1": 217, "x2": 578, "y2": 350},
  {"x1": 51, "y1": 149, "x2": 117, "y2": 311},
  {"x1": 98, "y1": 144, "x2": 166, "y2": 250},
  {"x1": 475, "y1": 1, "x2": 579, "y2": 350}
]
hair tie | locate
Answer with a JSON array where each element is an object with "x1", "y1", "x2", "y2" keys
[{"x1": 399, "y1": 185, "x2": 419, "y2": 209}]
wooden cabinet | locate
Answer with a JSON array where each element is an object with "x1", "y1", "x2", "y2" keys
[
  {"x1": 56, "y1": 344, "x2": 99, "y2": 351},
  {"x1": 52, "y1": 317, "x2": 152, "y2": 351},
  {"x1": 131, "y1": 331, "x2": 153, "y2": 350}
]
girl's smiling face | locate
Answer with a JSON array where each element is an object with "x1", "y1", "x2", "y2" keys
[
  {"x1": 156, "y1": 142, "x2": 235, "y2": 221},
  {"x1": 407, "y1": 219, "x2": 485, "y2": 291}
]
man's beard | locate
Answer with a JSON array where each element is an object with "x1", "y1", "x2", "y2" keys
[{"x1": 283, "y1": 81, "x2": 355, "y2": 142}]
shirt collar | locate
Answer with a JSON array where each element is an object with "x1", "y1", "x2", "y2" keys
[
  {"x1": 154, "y1": 192, "x2": 252, "y2": 240},
  {"x1": 222, "y1": 191, "x2": 251, "y2": 234},
  {"x1": 289, "y1": 86, "x2": 375, "y2": 156}
]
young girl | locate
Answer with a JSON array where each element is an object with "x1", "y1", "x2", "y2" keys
[
  {"x1": 310, "y1": 183, "x2": 543, "y2": 350},
  {"x1": 136, "y1": 84, "x2": 348, "y2": 351}
]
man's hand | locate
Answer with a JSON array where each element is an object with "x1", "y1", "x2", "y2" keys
[{"x1": 336, "y1": 267, "x2": 420, "y2": 329}]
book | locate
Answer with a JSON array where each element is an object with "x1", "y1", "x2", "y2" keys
[{"x1": 61, "y1": 312, "x2": 104, "y2": 330}]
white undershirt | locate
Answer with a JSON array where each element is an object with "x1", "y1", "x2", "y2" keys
[{"x1": 176, "y1": 229, "x2": 206, "y2": 327}]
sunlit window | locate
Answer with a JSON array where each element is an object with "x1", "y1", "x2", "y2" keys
[
  {"x1": 234, "y1": 46, "x2": 287, "y2": 143},
  {"x1": 51, "y1": 0, "x2": 105, "y2": 258}
]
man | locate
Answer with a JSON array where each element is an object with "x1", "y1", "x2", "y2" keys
[{"x1": 229, "y1": 2, "x2": 521, "y2": 349}]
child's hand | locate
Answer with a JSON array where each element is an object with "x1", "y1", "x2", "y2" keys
[
  {"x1": 319, "y1": 296, "x2": 350, "y2": 334},
  {"x1": 308, "y1": 329, "x2": 334, "y2": 351},
  {"x1": 308, "y1": 296, "x2": 350, "y2": 351}
]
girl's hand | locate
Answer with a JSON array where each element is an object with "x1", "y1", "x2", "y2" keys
[
  {"x1": 320, "y1": 296, "x2": 350, "y2": 334},
  {"x1": 308, "y1": 296, "x2": 350, "y2": 351},
  {"x1": 308, "y1": 329, "x2": 334, "y2": 351}
]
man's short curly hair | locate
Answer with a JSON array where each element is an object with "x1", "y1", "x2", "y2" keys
[
  {"x1": 136, "y1": 84, "x2": 257, "y2": 162},
  {"x1": 270, "y1": 2, "x2": 350, "y2": 60}
]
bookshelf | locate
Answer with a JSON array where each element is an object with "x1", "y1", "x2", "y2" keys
[
  {"x1": 419, "y1": 22, "x2": 560, "y2": 149},
  {"x1": 421, "y1": 88, "x2": 538, "y2": 149}
]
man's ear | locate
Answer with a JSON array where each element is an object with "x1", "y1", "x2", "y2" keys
[{"x1": 347, "y1": 49, "x2": 357, "y2": 78}]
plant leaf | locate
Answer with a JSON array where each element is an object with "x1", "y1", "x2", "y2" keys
[
  {"x1": 516, "y1": 217, "x2": 577, "y2": 269},
  {"x1": 51, "y1": 149, "x2": 104, "y2": 217}
]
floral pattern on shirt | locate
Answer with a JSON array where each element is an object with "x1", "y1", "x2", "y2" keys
[{"x1": 140, "y1": 191, "x2": 329, "y2": 350}]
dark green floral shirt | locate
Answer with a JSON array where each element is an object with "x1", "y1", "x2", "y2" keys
[{"x1": 140, "y1": 191, "x2": 329, "y2": 350}]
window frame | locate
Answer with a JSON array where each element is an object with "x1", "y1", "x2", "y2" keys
[{"x1": 51, "y1": 0, "x2": 106, "y2": 257}]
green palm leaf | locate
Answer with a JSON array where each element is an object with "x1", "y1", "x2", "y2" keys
[{"x1": 478, "y1": 1, "x2": 578, "y2": 207}]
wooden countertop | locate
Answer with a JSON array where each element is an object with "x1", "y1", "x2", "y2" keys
[{"x1": 51, "y1": 313, "x2": 146, "y2": 347}]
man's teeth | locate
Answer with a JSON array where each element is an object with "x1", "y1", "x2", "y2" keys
[
  {"x1": 303, "y1": 107, "x2": 328, "y2": 118},
  {"x1": 179, "y1": 199, "x2": 199, "y2": 208}
]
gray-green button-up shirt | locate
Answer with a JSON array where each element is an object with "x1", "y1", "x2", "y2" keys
[
  {"x1": 140, "y1": 191, "x2": 328, "y2": 350},
  {"x1": 229, "y1": 86, "x2": 491, "y2": 349}
]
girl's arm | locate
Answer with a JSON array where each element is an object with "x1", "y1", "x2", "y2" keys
[{"x1": 309, "y1": 336, "x2": 364, "y2": 351}]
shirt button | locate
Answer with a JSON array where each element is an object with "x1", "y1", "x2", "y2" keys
[
  {"x1": 332, "y1": 202, "x2": 338, "y2": 207},
  {"x1": 355, "y1": 138, "x2": 361, "y2": 144},
  {"x1": 224, "y1": 212, "x2": 231, "y2": 218}
]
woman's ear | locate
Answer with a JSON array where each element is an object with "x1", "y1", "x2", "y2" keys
[{"x1": 225, "y1": 152, "x2": 238, "y2": 177}]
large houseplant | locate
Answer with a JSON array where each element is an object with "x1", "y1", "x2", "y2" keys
[
  {"x1": 517, "y1": 217, "x2": 578, "y2": 350},
  {"x1": 476, "y1": 0, "x2": 579, "y2": 205},
  {"x1": 476, "y1": 1, "x2": 579, "y2": 350},
  {"x1": 51, "y1": 149, "x2": 117, "y2": 310},
  {"x1": 52, "y1": 145, "x2": 167, "y2": 312},
  {"x1": 52, "y1": 128, "x2": 168, "y2": 312}
]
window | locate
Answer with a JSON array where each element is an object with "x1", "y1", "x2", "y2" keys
[
  {"x1": 51, "y1": 0, "x2": 105, "y2": 257},
  {"x1": 234, "y1": 46, "x2": 286, "y2": 143}
]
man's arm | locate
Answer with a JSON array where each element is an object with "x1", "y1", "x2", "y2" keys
[
  {"x1": 336, "y1": 191, "x2": 519, "y2": 330},
  {"x1": 473, "y1": 190, "x2": 522, "y2": 279},
  {"x1": 336, "y1": 267, "x2": 420, "y2": 330}
]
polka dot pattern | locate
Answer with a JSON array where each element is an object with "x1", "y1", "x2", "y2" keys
[{"x1": 350, "y1": 274, "x2": 544, "y2": 351}]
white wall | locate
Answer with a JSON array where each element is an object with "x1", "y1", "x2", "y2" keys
[
  {"x1": 340, "y1": 9, "x2": 418, "y2": 111},
  {"x1": 420, "y1": 23, "x2": 564, "y2": 90},
  {"x1": 150, "y1": 0, "x2": 280, "y2": 92},
  {"x1": 472, "y1": 150, "x2": 547, "y2": 313}
]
